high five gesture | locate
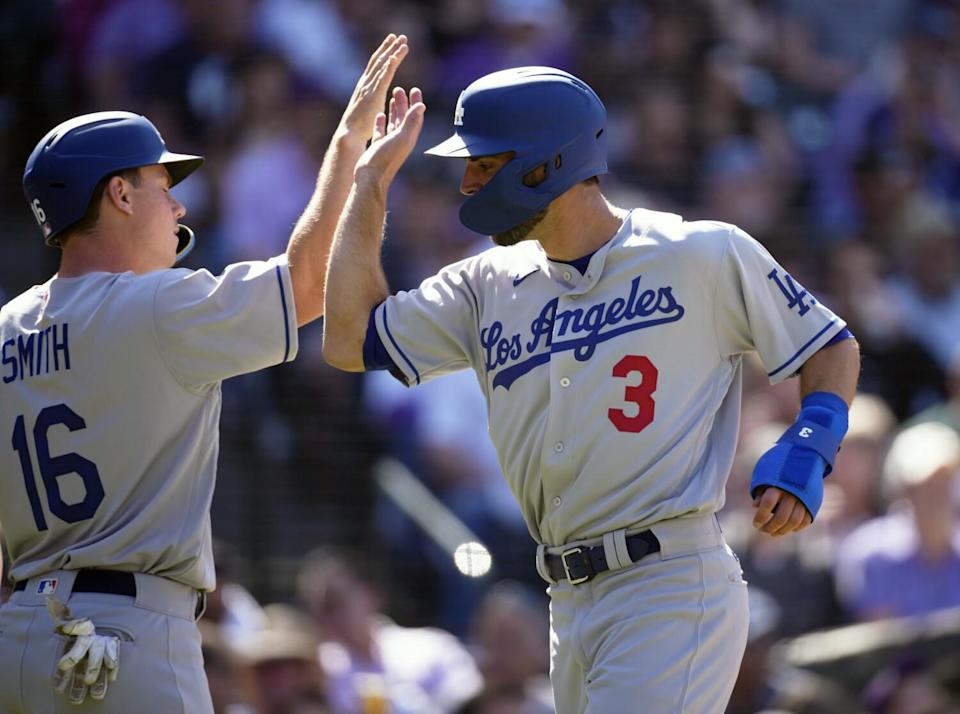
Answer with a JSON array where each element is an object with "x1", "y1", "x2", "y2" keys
[
  {"x1": 323, "y1": 75, "x2": 426, "y2": 370},
  {"x1": 286, "y1": 34, "x2": 411, "y2": 325}
]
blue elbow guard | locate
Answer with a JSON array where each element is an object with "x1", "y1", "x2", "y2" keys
[{"x1": 749, "y1": 391, "x2": 849, "y2": 519}]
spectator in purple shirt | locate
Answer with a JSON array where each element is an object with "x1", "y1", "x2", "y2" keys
[{"x1": 835, "y1": 421, "x2": 960, "y2": 620}]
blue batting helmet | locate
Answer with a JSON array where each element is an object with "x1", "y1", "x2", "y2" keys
[
  {"x1": 425, "y1": 67, "x2": 607, "y2": 235},
  {"x1": 23, "y1": 111, "x2": 204, "y2": 261}
]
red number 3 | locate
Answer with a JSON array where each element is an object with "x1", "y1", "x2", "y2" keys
[{"x1": 607, "y1": 355, "x2": 658, "y2": 433}]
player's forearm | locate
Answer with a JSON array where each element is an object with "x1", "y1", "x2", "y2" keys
[
  {"x1": 322, "y1": 174, "x2": 391, "y2": 371},
  {"x1": 799, "y1": 337, "x2": 860, "y2": 405},
  {"x1": 286, "y1": 130, "x2": 369, "y2": 327}
]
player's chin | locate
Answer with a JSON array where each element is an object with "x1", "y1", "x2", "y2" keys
[
  {"x1": 158, "y1": 245, "x2": 177, "y2": 270},
  {"x1": 491, "y1": 230, "x2": 528, "y2": 247},
  {"x1": 166, "y1": 232, "x2": 181, "y2": 267},
  {"x1": 491, "y1": 208, "x2": 547, "y2": 247}
]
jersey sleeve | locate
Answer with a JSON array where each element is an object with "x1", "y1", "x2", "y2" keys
[
  {"x1": 714, "y1": 226, "x2": 846, "y2": 384},
  {"x1": 372, "y1": 261, "x2": 480, "y2": 386},
  {"x1": 153, "y1": 254, "x2": 299, "y2": 388}
]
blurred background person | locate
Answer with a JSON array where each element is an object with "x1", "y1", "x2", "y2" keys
[
  {"x1": 454, "y1": 685, "x2": 536, "y2": 714},
  {"x1": 203, "y1": 538, "x2": 270, "y2": 647},
  {"x1": 297, "y1": 546, "x2": 483, "y2": 713},
  {"x1": 215, "y1": 50, "x2": 331, "y2": 265},
  {"x1": 232, "y1": 603, "x2": 328, "y2": 714},
  {"x1": 200, "y1": 620, "x2": 260, "y2": 714},
  {"x1": 467, "y1": 582, "x2": 554, "y2": 714},
  {"x1": 823, "y1": 239, "x2": 945, "y2": 420},
  {"x1": 884, "y1": 196, "x2": 960, "y2": 375},
  {"x1": 835, "y1": 421, "x2": 960, "y2": 621}
]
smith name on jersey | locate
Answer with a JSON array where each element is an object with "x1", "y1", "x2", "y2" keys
[{"x1": 2, "y1": 321, "x2": 71, "y2": 383}]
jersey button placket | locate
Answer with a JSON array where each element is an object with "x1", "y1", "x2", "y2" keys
[{"x1": 542, "y1": 317, "x2": 576, "y2": 529}]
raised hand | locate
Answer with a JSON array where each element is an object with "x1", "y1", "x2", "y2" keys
[
  {"x1": 355, "y1": 86, "x2": 426, "y2": 189},
  {"x1": 339, "y1": 34, "x2": 410, "y2": 140}
]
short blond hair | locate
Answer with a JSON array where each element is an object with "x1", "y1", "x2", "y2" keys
[
  {"x1": 846, "y1": 394, "x2": 895, "y2": 442},
  {"x1": 884, "y1": 421, "x2": 960, "y2": 492}
]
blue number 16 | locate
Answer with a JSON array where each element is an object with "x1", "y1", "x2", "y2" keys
[{"x1": 11, "y1": 404, "x2": 104, "y2": 531}]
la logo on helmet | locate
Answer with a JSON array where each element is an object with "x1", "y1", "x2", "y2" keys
[{"x1": 454, "y1": 93, "x2": 465, "y2": 126}]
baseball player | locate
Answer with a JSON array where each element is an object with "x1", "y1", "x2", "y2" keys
[
  {"x1": 322, "y1": 67, "x2": 860, "y2": 713},
  {"x1": 0, "y1": 34, "x2": 409, "y2": 713}
]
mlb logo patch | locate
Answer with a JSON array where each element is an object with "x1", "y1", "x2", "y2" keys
[{"x1": 36, "y1": 579, "x2": 58, "y2": 595}]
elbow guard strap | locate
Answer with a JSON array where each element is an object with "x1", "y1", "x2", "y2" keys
[{"x1": 749, "y1": 391, "x2": 849, "y2": 519}]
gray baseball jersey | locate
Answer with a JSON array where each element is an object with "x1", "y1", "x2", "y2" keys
[
  {"x1": 0, "y1": 256, "x2": 298, "y2": 591},
  {"x1": 371, "y1": 208, "x2": 846, "y2": 546}
]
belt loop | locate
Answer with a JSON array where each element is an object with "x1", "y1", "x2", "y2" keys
[
  {"x1": 602, "y1": 532, "x2": 622, "y2": 571},
  {"x1": 132, "y1": 573, "x2": 197, "y2": 621},
  {"x1": 602, "y1": 529, "x2": 632, "y2": 572},
  {"x1": 648, "y1": 512, "x2": 724, "y2": 558},
  {"x1": 613, "y1": 529, "x2": 633, "y2": 569},
  {"x1": 535, "y1": 544, "x2": 555, "y2": 584}
]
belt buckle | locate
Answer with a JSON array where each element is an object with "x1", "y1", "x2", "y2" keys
[{"x1": 561, "y1": 547, "x2": 591, "y2": 585}]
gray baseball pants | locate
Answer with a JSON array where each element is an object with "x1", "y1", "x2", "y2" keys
[
  {"x1": 540, "y1": 514, "x2": 750, "y2": 714},
  {"x1": 0, "y1": 570, "x2": 213, "y2": 713}
]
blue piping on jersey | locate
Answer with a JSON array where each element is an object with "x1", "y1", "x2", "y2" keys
[
  {"x1": 275, "y1": 265, "x2": 291, "y2": 362},
  {"x1": 767, "y1": 319, "x2": 838, "y2": 378},
  {"x1": 824, "y1": 326, "x2": 854, "y2": 348},
  {"x1": 383, "y1": 308, "x2": 421, "y2": 385},
  {"x1": 492, "y1": 309, "x2": 684, "y2": 390}
]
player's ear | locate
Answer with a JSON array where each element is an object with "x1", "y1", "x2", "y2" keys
[{"x1": 104, "y1": 174, "x2": 135, "y2": 216}]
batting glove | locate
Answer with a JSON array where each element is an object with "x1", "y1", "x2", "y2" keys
[{"x1": 46, "y1": 597, "x2": 120, "y2": 704}]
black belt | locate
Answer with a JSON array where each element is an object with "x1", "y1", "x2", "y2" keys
[
  {"x1": 13, "y1": 570, "x2": 206, "y2": 619},
  {"x1": 545, "y1": 530, "x2": 661, "y2": 585},
  {"x1": 14, "y1": 570, "x2": 136, "y2": 596}
]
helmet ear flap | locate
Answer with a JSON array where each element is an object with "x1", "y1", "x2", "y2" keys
[
  {"x1": 460, "y1": 156, "x2": 553, "y2": 235},
  {"x1": 521, "y1": 154, "x2": 561, "y2": 188},
  {"x1": 522, "y1": 163, "x2": 548, "y2": 188}
]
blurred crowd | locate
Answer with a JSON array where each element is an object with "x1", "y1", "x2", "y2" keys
[{"x1": 2, "y1": 0, "x2": 960, "y2": 712}]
